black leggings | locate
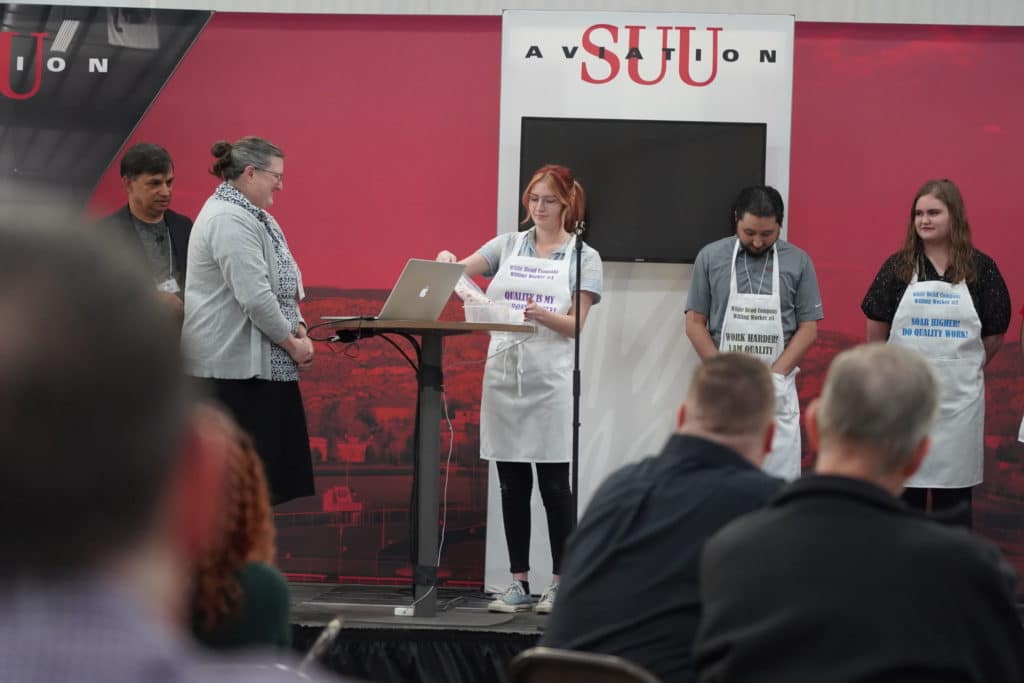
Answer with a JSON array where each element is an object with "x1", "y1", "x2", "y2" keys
[
  {"x1": 902, "y1": 486, "x2": 974, "y2": 528},
  {"x1": 496, "y1": 461, "x2": 574, "y2": 575}
]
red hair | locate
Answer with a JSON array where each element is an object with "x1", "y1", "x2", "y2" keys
[
  {"x1": 520, "y1": 164, "x2": 586, "y2": 234},
  {"x1": 192, "y1": 414, "x2": 276, "y2": 632}
]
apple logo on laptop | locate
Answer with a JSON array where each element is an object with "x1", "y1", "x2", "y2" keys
[{"x1": 419, "y1": 287, "x2": 430, "y2": 298}]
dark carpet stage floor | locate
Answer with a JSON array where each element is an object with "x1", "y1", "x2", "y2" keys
[
  {"x1": 290, "y1": 584, "x2": 1024, "y2": 682},
  {"x1": 289, "y1": 583, "x2": 544, "y2": 682}
]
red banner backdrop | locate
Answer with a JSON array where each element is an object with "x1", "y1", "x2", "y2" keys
[{"x1": 86, "y1": 15, "x2": 1024, "y2": 588}]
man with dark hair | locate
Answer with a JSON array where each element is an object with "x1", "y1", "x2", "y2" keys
[
  {"x1": 97, "y1": 143, "x2": 192, "y2": 316},
  {"x1": 540, "y1": 353, "x2": 784, "y2": 682},
  {"x1": 685, "y1": 185, "x2": 822, "y2": 480},
  {"x1": 0, "y1": 215, "x2": 338, "y2": 682},
  {"x1": 695, "y1": 343, "x2": 1024, "y2": 682}
]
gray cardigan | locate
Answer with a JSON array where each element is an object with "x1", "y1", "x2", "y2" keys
[{"x1": 182, "y1": 196, "x2": 301, "y2": 380}]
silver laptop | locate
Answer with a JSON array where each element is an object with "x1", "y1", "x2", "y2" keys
[{"x1": 323, "y1": 259, "x2": 465, "y2": 322}]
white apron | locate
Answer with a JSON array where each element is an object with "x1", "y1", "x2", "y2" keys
[
  {"x1": 718, "y1": 241, "x2": 801, "y2": 480},
  {"x1": 888, "y1": 271, "x2": 985, "y2": 487},
  {"x1": 480, "y1": 231, "x2": 575, "y2": 463}
]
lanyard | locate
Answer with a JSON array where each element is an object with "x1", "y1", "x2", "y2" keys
[{"x1": 741, "y1": 248, "x2": 771, "y2": 295}]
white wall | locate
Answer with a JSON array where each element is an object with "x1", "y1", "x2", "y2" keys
[
  {"x1": 480, "y1": 10, "x2": 795, "y2": 591},
  {"x1": 10, "y1": 0, "x2": 1024, "y2": 26}
]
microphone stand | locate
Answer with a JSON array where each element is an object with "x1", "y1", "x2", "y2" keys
[{"x1": 570, "y1": 220, "x2": 585, "y2": 530}]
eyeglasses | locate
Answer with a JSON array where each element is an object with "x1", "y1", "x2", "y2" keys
[{"x1": 255, "y1": 167, "x2": 284, "y2": 182}]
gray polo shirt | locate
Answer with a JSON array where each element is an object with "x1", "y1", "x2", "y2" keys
[{"x1": 685, "y1": 236, "x2": 823, "y2": 347}]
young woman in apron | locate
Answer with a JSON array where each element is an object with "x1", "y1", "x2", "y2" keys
[
  {"x1": 863, "y1": 179, "x2": 1011, "y2": 527},
  {"x1": 436, "y1": 165, "x2": 602, "y2": 614}
]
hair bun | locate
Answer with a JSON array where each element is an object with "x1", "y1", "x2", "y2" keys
[{"x1": 210, "y1": 140, "x2": 233, "y2": 159}]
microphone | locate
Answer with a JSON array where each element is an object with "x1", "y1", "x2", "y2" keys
[{"x1": 573, "y1": 220, "x2": 586, "y2": 236}]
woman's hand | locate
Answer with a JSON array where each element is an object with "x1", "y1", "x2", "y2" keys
[
  {"x1": 281, "y1": 334, "x2": 314, "y2": 367},
  {"x1": 436, "y1": 250, "x2": 457, "y2": 263},
  {"x1": 523, "y1": 297, "x2": 549, "y2": 325},
  {"x1": 294, "y1": 323, "x2": 314, "y2": 367},
  {"x1": 522, "y1": 291, "x2": 596, "y2": 338}
]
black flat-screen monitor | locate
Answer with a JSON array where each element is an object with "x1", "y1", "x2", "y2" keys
[{"x1": 518, "y1": 117, "x2": 767, "y2": 263}]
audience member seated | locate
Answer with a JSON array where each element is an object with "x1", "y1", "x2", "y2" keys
[
  {"x1": 694, "y1": 342, "x2": 1024, "y2": 683},
  {"x1": 0, "y1": 214, "x2": 344, "y2": 683},
  {"x1": 192, "y1": 415, "x2": 292, "y2": 650},
  {"x1": 540, "y1": 353, "x2": 785, "y2": 682}
]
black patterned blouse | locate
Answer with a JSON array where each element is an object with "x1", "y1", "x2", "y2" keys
[{"x1": 861, "y1": 250, "x2": 1011, "y2": 337}]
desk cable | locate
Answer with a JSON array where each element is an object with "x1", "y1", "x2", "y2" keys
[{"x1": 403, "y1": 385, "x2": 456, "y2": 612}]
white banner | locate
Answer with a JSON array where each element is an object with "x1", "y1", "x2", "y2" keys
[{"x1": 486, "y1": 10, "x2": 794, "y2": 593}]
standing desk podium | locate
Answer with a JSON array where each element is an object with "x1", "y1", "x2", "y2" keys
[{"x1": 326, "y1": 319, "x2": 533, "y2": 617}]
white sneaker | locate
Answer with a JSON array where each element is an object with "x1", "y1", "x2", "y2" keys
[
  {"x1": 487, "y1": 580, "x2": 534, "y2": 613},
  {"x1": 535, "y1": 583, "x2": 558, "y2": 614}
]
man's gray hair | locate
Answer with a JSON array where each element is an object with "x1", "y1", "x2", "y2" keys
[{"x1": 817, "y1": 343, "x2": 938, "y2": 471}]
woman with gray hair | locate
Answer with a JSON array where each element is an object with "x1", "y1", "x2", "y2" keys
[{"x1": 182, "y1": 136, "x2": 315, "y2": 505}]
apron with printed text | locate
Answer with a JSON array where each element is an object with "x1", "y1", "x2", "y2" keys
[
  {"x1": 888, "y1": 272, "x2": 985, "y2": 487},
  {"x1": 718, "y1": 240, "x2": 801, "y2": 480},
  {"x1": 480, "y1": 231, "x2": 575, "y2": 462}
]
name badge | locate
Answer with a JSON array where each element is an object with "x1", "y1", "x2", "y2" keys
[{"x1": 157, "y1": 277, "x2": 180, "y2": 294}]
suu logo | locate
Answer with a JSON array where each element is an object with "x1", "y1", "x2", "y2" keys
[
  {"x1": 1, "y1": 21, "x2": 109, "y2": 100},
  {"x1": 522, "y1": 24, "x2": 779, "y2": 87}
]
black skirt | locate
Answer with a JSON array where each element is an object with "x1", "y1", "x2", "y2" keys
[{"x1": 201, "y1": 378, "x2": 315, "y2": 506}]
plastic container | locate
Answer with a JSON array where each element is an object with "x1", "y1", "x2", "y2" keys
[
  {"x1": 454, "y1": 274, "x2": 490, "y2": 304},
  {"x1": 464, "y1": 302, "x2": 522, "y2": 324}
]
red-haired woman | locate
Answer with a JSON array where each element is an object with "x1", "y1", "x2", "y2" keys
[
  {"x1": 437, "y1": 164, "x2": 603, "y2": 614},
  {"x1": 191, "y1": 411, "x2": 291, "y2": 649},
  {"x1": 862, "y1": 179, "x2": 1010, "y2": 527}
]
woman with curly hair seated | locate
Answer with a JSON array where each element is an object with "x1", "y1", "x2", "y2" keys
[{"x1": 191, "y1": 410, "x2": 291, "y2": 650}]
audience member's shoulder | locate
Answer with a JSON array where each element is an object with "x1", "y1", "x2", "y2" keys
[
  {"x1": 888, "y1": 514, "x2": 1017, "y2": 596},
  {"x1": 698, "y1": 474, "x2": 784, "y2": 557},
  {"x1": 702, "y1": 490, "x2": 782, "y2": 552},
  {"x1": 722, "y1": 467, "x2": 786, "y2": 503},
  {"x1": 915, "y1": 517, "x2": 1010, "y2": 566},
  {"x1": 240, "y1": 561, "x2": 287, "y2": 587},
  {"x1": 583, "y1": 456, "x2": 663, "y2": 511},
  {"x1": 593, "y1": 458, "x2": 650, "y2": 494}
]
